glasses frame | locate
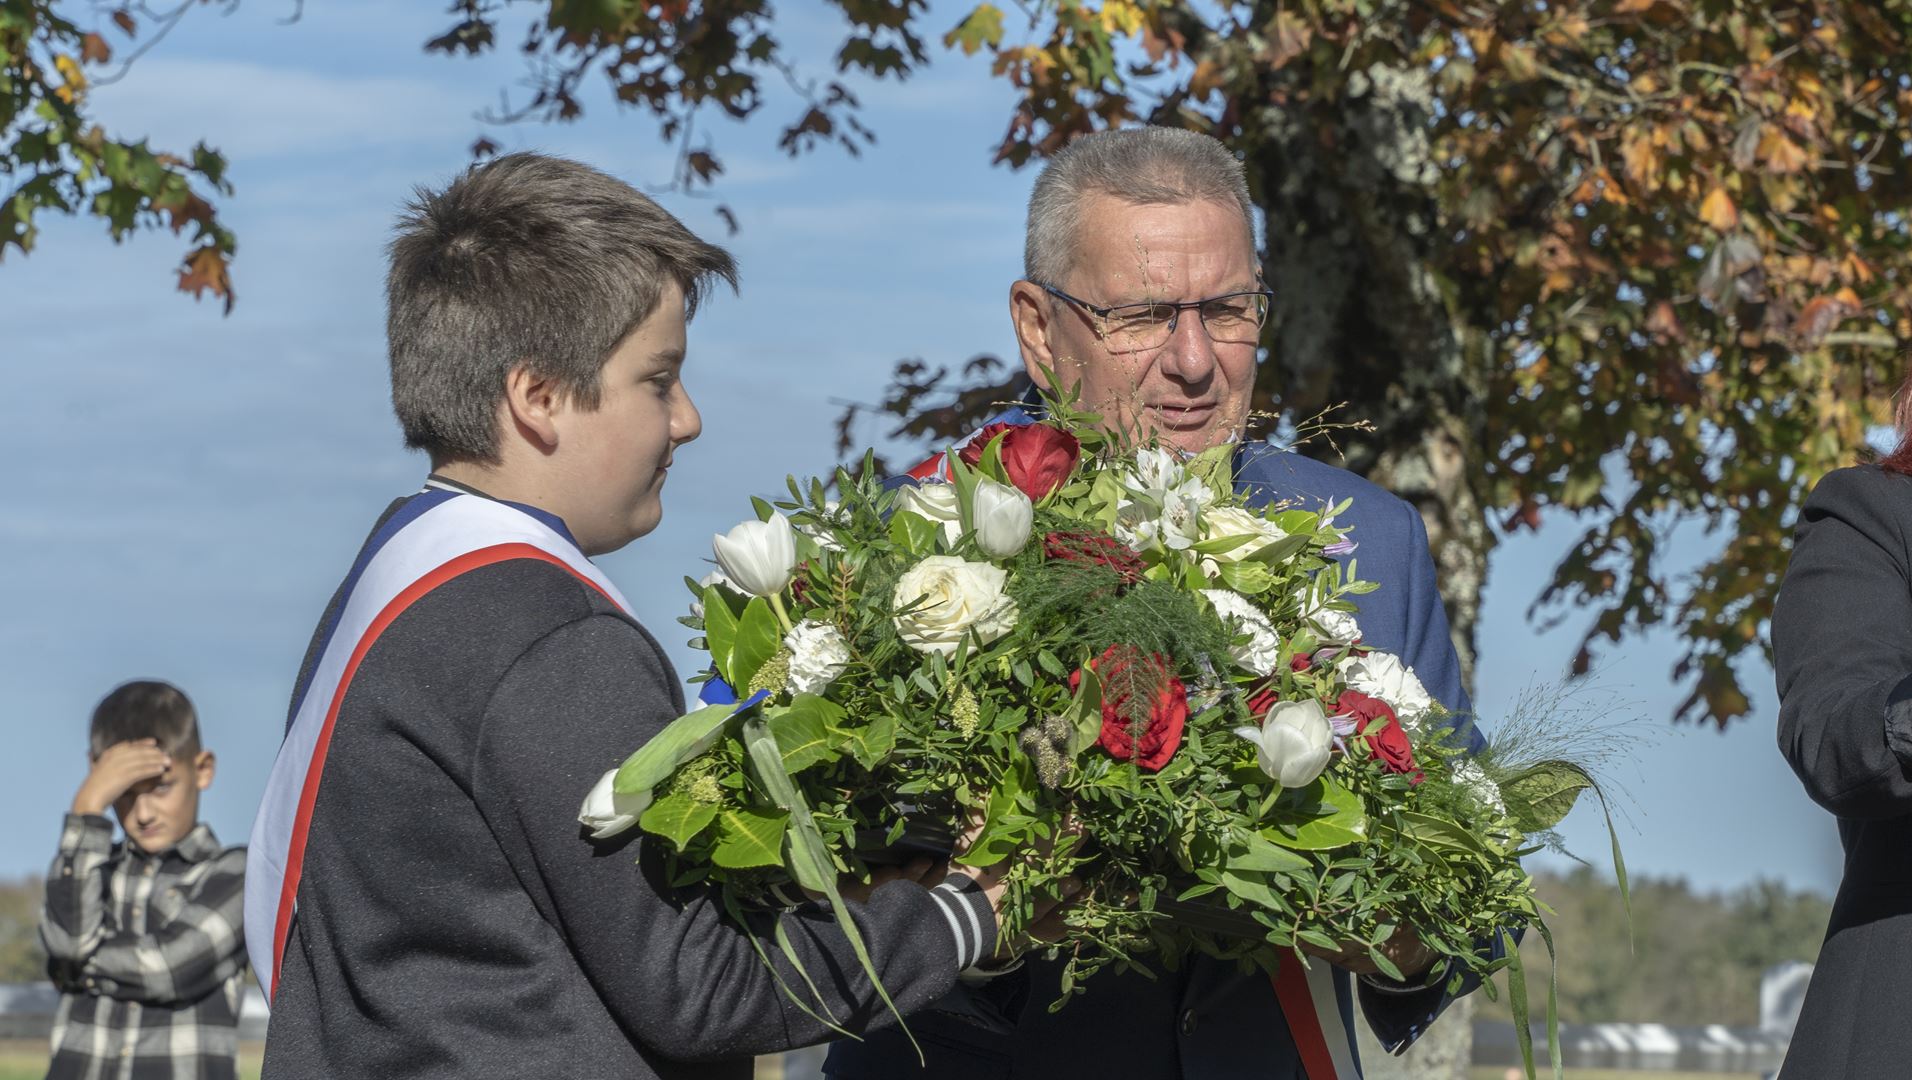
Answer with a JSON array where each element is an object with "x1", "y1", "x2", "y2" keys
[{"x1": 1035, "y1": 281, "x2": 1275, "y2": 352}]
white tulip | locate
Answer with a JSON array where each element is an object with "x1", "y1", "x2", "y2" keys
[
  {"x1": 892, "y1": 556, "x2": 1019, "y2": 656},
  {"x1": 578, "y1": 768, "x2": 650, "y2": 839},
  {"x1": 897, "y1": 482, "x2": 964, "y2": 546},
  {"x1": 1236, "y1": 699, "x2": 1333, "y2": 789},
  {"x1": 968, "y1": 478, "x2": 1034, "y2": 559},
  {"x1": 712, "y1": 513, "x2": 798, "y2": 597}
]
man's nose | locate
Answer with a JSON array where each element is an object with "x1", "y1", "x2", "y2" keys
[{"x1": 1159, "y1": 309, "x2": 1218, "y2": 383}]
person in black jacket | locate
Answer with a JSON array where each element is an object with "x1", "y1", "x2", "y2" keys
[
  {"x1": 1774, "y1": 400, "x2": 1912, "y2": 1079},
  {"x1": 248, "y1": 153, "x2": 1055, "y2": 1079}
]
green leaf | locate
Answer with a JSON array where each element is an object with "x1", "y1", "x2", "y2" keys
[
  {"x1": 1064, "y1": 662, "x2": 1104, "y2": 755},
  {"x1": 838, "y1": 708, "x2": 899, "y2": 769},
  {"x1": 1265, "y1": 776, "x2": 1368, "y2": 850},
  {"x1": 739, "y1": 713, "x2": 922, "y2": 1058},
  {"x1": 1218, "y1": 868, "x2": 1284, "y2": 910},
  {"x1": 944, "y1": 2, "x2": 1004, "y2": 55},
  {"x1": 1215, "y1": 559, "x2": 1276, "y2": 595},
  {"x1": 1247, "y1": 532, "x2": 1313, "y2": 567},
  {"x1": 960, "y1": 759, "x2": 1031, "y2": 867},
  {"x1": 727, "y1": 597, "x2": 782, "y2": 690},
  {"x1": 711, "y1": 805, "x2": 788, "y2": 868},
  {"x1": 1224, "y1": 831, "x2": 1311, "y2": 874},
  {"x1": 612, "y1": 702, "x2": 735, "y2": 796},
  {"x1": 639, "y1": 792, "x2": 719, "y2": 849},
  {"x1": 889, "y1": 509, "x2": 940, "y2": 554},
  {"x1": 1500, "y1": 761, "x2": 1593, "y2": 832},
  {"x1": 703, "y1": 587, "x2": 740, "y2": 681},
  {"x1": 770, "y1": 694, "x2": 844, "y2": 774},
  {"x1": 1185, "y1": 443, "x2": 1235, "y2": 492}
]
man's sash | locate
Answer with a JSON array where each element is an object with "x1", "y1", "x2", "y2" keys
[
  {"x1": 243, "y1": 489, "x2": 633, "y2": 999},
  {"x1": 911, "y1": 416, "x2": 1363, "y2": 1080}
]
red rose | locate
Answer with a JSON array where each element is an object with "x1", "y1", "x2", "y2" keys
[
  {"x1": 961, "y1": 422, "x2": 1082, "y2": 500},
  {"x1": 1337, "y1": 690, "x2": 1421, "y2": 782},
  {"x1": 1070, "y1": 645, "x2": 1187, "y2": 771},
  {"x1": 1246, "y1": 680, "x2": 1280, "y2": 718},
  {"x1": 1043, "y1": 531, "x2": 1146, "y2": 584}
]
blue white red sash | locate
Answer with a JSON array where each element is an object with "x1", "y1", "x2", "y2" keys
[{"x1": 244, "y1": 488, "x2": 632, "y2": 998}]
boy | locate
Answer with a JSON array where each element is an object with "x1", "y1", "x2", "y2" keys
[
  {"x1": 42, "y1": 680, "x2": 249, "y2": 1080},
  {"x1": 245, "y1": 153, "x2": 1044, "y2": 1079}
]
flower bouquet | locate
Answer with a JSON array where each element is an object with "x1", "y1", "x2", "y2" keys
[{"x1": 584, "y1": 394, "x2": 1616, "y2": 1076}]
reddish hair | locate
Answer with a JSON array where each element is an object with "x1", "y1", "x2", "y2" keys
[{"x1": 1884, "y1": 369, "x2": 1912, "y2": 476}]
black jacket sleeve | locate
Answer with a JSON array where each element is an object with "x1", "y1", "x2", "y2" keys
[
  {"x1": 470, "y1": 611, "x2": 995, "y2": 1062},
  {"x1": 1775, "y1": 465, "x2": 1912, "y2": 820}
]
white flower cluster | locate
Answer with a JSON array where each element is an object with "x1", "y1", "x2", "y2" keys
[
  {"x1": 1341, "y1": 651, "x2": 1436, "y2": 730},
  {"x1": 1114, "y1": 447, "x2": 1215, "y2": 553},
  {"x1": 784, "y1": 619, "x2": 851, "y2": 695},
  {"x1": 1452, "y1": 759, "x2": 1507, "y2": 816},
  {"x1": 1201, "y1": 588, "x2": 1283, "y2": 675}
]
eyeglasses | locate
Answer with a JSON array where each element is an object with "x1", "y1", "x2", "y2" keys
[{"x1": 1037, "y1": 282, "x2": 1273, "y2": 354}]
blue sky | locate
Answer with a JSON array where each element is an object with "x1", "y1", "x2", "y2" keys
[{"x1": 0, "y1": 0, "x2": 1842, "y2": 898}]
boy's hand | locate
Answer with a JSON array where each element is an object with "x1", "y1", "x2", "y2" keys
[{"x1": 72, "y1": 740, "x2": 171, "y2": 817}]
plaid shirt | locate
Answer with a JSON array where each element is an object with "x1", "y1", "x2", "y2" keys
[{"x1": 40, "y1": 814, "x2": 248, "y2": 1080}]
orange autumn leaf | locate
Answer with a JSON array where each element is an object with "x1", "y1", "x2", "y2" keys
[
  {"x1": 1758, "y1": 129, "x2": 1809, "y2": 174},
  {"x1": 1699, "y1": 186, "x2": 1739, "y2": 230},
  {"x1": 177, "y1": 247, "x2": 234, "y2": 313},
  {"x1": 80, "y1": 33, "x2": 111, "y2": 65}
]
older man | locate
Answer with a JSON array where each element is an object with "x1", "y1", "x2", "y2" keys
[{"x1": 825, "y1": 127, "x2": 1486, "y2": 1080}]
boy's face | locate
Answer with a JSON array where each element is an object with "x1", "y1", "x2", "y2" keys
[
  {"x1": 554, "y1": 282, "x2": 701, "y2": 555},
  {"x1": 112, "y1": 750, "x2": 215, "y2": 854}
]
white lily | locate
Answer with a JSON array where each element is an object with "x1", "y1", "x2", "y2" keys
[
  {"x1": 712, "y1": 513, "x2": 798, "y2": 597},
  {"x1": 968, "y1": 478, "x2": 1034, "y2": 559},
  {"x1": 1236, "y1": 699, "x2": 1333, "y2": 789},
  {"x1": 578, "y1": 768, "x2": 650, "y2": 839}
]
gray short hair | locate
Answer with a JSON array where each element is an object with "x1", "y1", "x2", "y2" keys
[
  {"x1": 387, "y1": 152, "x2": 738, "y2": 464},
  {"x1": 1024, "y1": 126, "x2": 1256, "y2": 286}
]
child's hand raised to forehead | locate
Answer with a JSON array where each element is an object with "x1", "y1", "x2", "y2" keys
[{"x1": 71, "y1": 739, "x2": 173, "y2": 817}]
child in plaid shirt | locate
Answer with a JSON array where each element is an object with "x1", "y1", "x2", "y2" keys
[{"x1": 40, "y1": 681, "x2": 248, "y2": 1080}]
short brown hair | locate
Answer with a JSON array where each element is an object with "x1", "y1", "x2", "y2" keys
[
  {"x1": 386, "y1": 152, "x2": 738, "y2": 464},
  {"x1": 90, "y1": 680, "x2": 200, "y2": 760}
]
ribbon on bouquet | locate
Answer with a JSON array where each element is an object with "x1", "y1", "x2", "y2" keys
[
  {"x1": 1273, "y1": 953, "x2": 1361, "y2": 1079},
  {"x1": 243, "y1": 487, "x2": 634, "y2": 999}
]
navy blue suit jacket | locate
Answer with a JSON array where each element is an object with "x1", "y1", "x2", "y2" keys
[{"x1": 826, "y1": 423, "x2": 1481, "y2": 1080}]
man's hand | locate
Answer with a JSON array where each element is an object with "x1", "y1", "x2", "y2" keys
[
  {"x1": 1300, "y1": 922, "x2": 1438, "y2": 982},
  {"x1": 71, "y1": 740, "x2": 171, "y2": 817},
  {"x1": 952, "y1": 806, "x2": 1083, "y2": 966}
]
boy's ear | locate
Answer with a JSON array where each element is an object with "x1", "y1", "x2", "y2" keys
[
  {"x1": 502, "y1": 363, "x2": 564, "y2": 452},
  {"x1": 193, "y1": 750, "x2": 216, "y2": 791}
]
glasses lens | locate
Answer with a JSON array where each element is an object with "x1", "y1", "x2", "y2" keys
[
  {"x1": 1098, "y1": 302, "x2": 1178, "y2": 353},
  {"x1": 1200, "y1": 294, "x2": 1268, "y2": 343}
]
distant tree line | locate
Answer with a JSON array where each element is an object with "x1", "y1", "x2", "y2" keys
[{"x1": 1474, "y1": 866, "x2": 1831, "y2": 1027}]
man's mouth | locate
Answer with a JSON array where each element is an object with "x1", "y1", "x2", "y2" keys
[{"x1": 1148, "y1": 402, "x2": 1217, "y2": 430}]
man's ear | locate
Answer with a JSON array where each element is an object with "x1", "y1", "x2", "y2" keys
[
  {"x1": 193, "y1": 750, "x2": 216, "y2": 791},
  {"x1": 502, "y1": 363, "x2": 564, "y2": 452},
  {"x1": 1009, "y1": 281, "x2": 1058, "y2": 392}
]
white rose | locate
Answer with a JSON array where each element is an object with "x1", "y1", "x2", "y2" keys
[
  {"x1": 1236, "y1": 700, "x2": 1333, "y2": 789},
  {"x1": 785, "y1": 619, "x2": 851, "y2": 696},
  {"x1": 578, "y1": 768, "x2": 649, "y2": 840},
  {"x1": 969, "y1": 478, "x2": 1034, "y2": 559},
  {"x1": 1201, "y1": 589, "x2": 1283, "y2": 675},
  {"x1": 1342, "y1": 651, "x2": 1435, "y2": 729},
  {"x1": 1452, "y1": 759, "x2": 1507, "y2": 815},
  {"x1": 897, "y1": 482, "x2": 964, "y2": 546},
  {"x1": 892, "y1": 556, "x2": 1019, "y2": 657},
  {"x1": 1201, "y1": 505, "x2": 1288, "y2": 565}
]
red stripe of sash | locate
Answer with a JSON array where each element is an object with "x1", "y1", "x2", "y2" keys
[
  {"x1": 1272, "y1": 953, "x2": 1341, "y2": 1080},
  {"x1": 269, "y1": 543, "x2": 615, "y2": 998}
]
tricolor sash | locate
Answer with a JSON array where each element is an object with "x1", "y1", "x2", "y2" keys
[{"x1": 244, "y1": 488, "x2": 632, "y2": 999}]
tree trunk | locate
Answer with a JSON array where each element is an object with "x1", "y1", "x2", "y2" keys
[{"x1": 1247, "y1": 53, "x2": 1495, "y2": 1080}]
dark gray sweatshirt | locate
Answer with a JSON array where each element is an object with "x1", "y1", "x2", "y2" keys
[{"x1": 261, "y1": 497, "x2": 994, "y2": 1079}]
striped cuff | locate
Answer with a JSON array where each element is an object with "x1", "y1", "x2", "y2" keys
[
  {"x1": 58, "y1": 814, "x2": 115, "y2": 857},
  {"x1": 926, "y1": 872, "x2": 998, "y2": 972}
]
